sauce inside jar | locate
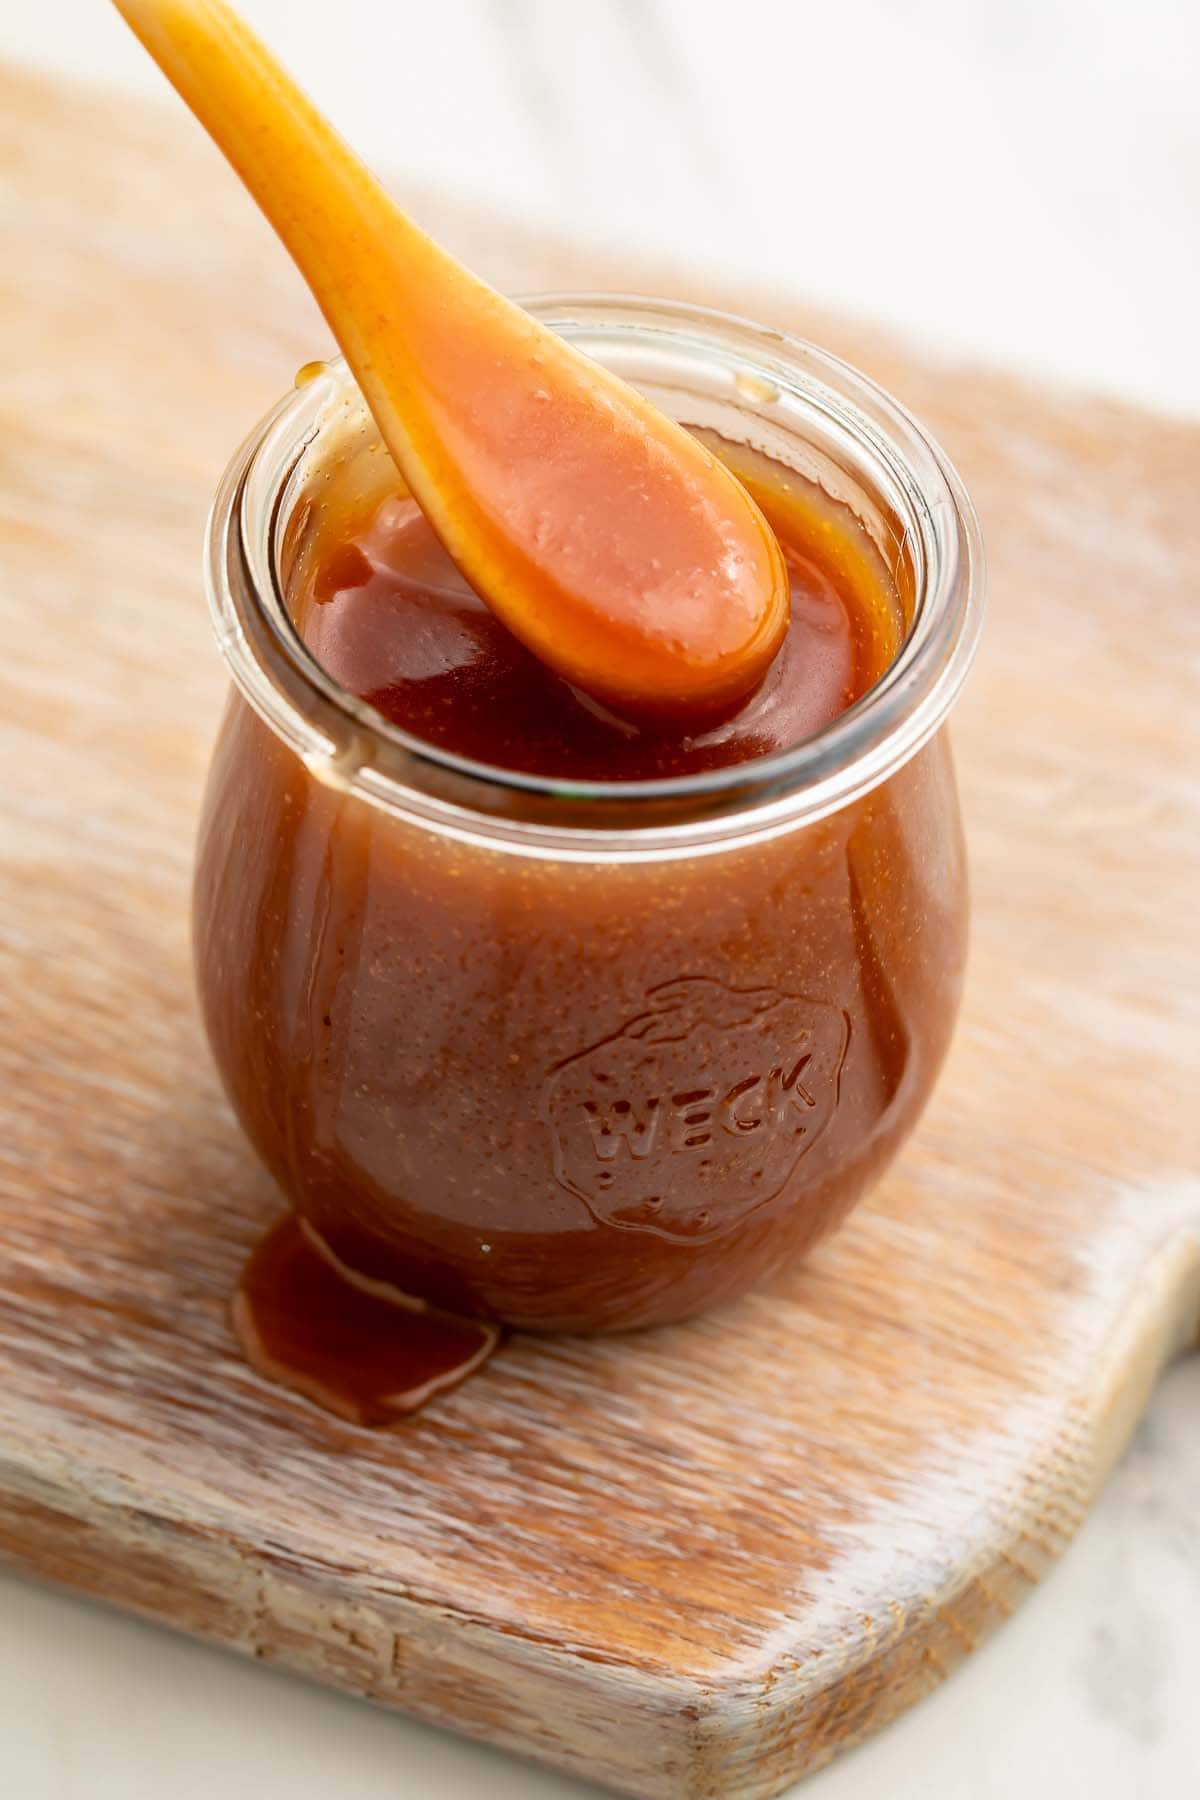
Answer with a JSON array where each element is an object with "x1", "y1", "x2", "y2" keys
[
  {"x1": 297, "y1": 434, "x2": 901, "y2": 782},
  {"x1": 205, "y1": 418, "x2": 963, "y2": 1428}
]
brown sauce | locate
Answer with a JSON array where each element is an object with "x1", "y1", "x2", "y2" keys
[
  {"x1": 235, "y1": 1215, "x2": 500, "y2": 1424},
  {"x1": 206, "y1": 437, "x2": 965, "y2": 1424},
  {"x1": 298, "y1": 440, "x2": 897, "y2": 782}
]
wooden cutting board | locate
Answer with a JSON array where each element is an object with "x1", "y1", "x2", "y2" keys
[{"x1": 1, "y1": 62, "x2": 1197, "y2": 1800}]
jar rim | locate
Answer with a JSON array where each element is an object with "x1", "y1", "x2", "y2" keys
[{"x1": 206, "y1": 295, "x2": 984, "y2": 856}]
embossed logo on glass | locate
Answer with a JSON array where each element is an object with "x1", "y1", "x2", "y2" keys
[{"x1": 540, "y1": 977, "x2": 849, "y2": 1241}]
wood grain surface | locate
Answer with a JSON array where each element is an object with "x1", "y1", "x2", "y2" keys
[{"x1": 1, "y1": 61, "x2": 1198, "y2": 1800}]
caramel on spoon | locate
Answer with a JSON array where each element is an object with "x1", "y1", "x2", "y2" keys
[{"x1": 114, "y1": 0, "x2": 788, "y2": 717}]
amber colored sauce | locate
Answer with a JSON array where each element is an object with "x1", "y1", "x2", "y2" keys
[
  {"x1": 235, "y1": 1215, "x2": 501, "y2": 1425},
  {"x1": 298, "y1": 438, "x2": 900, "y2": 782},
  {"x1": 229, "y1": 437, "x2": 918, "y2": 1424}
]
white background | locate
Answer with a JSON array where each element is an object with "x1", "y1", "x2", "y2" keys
[
  {"x1": 2, "y1": 3, "x2": 1198, "y2": 1796},
  {"x1": 5, "y1": 0, "x2": 1200, "y2": 413}
]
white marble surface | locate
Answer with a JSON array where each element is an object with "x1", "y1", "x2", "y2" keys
[{"x1": 2, "y1": 2, "x2": 1198, "y2": 1794}]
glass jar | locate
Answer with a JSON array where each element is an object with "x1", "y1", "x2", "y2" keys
[{"x1": 196, "y1": 297, "x2": 983, "y2": 1333}]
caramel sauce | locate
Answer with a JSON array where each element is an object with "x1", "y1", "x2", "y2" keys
[
  {"x1": 235, "y1": 1215, "x2": 500, "y2": 1425},
  {"x1": 297, "y1": 437, "x2": 901, "y2": 781},
  {"x1": 222, "y1": 438, "x2": 936, "y2": 1426}
]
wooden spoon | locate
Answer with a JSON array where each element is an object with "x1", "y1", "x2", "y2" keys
[{"x1": 113, "y1": 0, "x2": 789, "y2": 718}]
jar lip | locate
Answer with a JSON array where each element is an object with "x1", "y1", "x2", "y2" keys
[{"x1": 207, "y1": 295, "x2": 984, "y2": 852}]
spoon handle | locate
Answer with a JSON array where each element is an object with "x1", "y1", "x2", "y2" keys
[{"x1": 111, "y1": 0, "x2": 467, "y2": 444}]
